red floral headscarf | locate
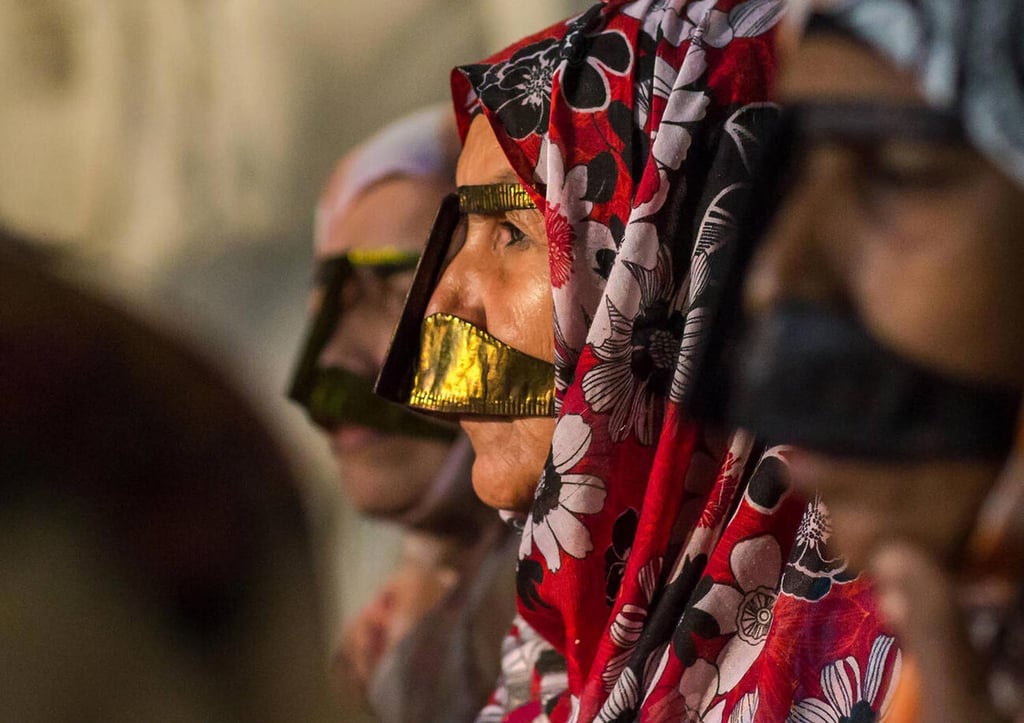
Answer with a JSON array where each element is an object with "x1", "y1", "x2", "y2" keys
[{"x1": 452, "y1": 2, "x2": 899, "y2": 721}]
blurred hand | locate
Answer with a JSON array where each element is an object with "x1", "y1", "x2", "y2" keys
[
  {"x1": 785, "y1": 451, "x2": 1013, "y2": 722},
  {"x1": 785, "y1": 451, "x2": 1000, "y2": 571},
  {"x1": 331, "y1": 557, "x2": 459, "y2": 699},
  {"x1": 871, "y1": 542, "x2": 1005, "y2": 723}
]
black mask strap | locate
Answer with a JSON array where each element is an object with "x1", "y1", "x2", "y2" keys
[{"x1": 287, "y1": 249, "x2": 455, "y2": 438}]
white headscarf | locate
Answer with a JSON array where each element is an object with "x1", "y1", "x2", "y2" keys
[{"x1": 314, "y1": 104, "x2": 460, "y2": 254}]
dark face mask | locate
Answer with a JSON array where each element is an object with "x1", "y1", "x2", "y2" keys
[
  {"x1": 692, "y1": 101, "x2": 1023, "y2": 461},
  {"x1": 287, "y1": 249, "x2": 457, "y2": 439},
  {"x1": 733, "y1": 300, "x2": 1021, "y2": 459}
]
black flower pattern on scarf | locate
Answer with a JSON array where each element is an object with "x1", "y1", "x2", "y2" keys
[
  {"x1": 554, "y1": 315, "x2": 583, "y2": 397},
  {"x1": 745, "y1": 455, "x2": 788, "y2": 512},
  {"x1": 468, "y1": 38, "x2": 563, "y2": 140},
  {"x1": 560, "y1": 19, "x2": 633, "y2": 112},
  {"x1": 594, "y1": 247, "x2": 617, "y2": 279},
  {"x1": 468, "y1": 7, "x2": 634, "y2": 140},
  {"x1": 782, "y1": 495, "x2": 855, "y2": 602},
  {"x1": 669, "y1": 104, "x2": 782, "y2": 407},
  {"x1": 605, "y1": 508, "x2": 640, "y2": 606},
  {"x1": 631, "y1": 297, "x2": 687, "y2": 397},
  {"x1": 517, "y1": 558, "x2": 552, "y2": 612},
  {"x1": 672, "y1": 574, "x2": 721, "y2": 666}
]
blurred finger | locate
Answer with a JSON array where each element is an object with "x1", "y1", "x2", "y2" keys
[{"x1": 870, "y1": 542, "x2": 1002, "y2": 723}]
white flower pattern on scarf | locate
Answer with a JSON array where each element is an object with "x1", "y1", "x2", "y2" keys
[
  {"x1": 729, "y1": 691, "x2": 759, "y2": 722},
  {"x1": 679, "y1": 658, "x2": 727, "y2": 721},
  {"x1": 597, "y1": 667, "x2": 641, "y2": 722},
  {"x1": 600, "y1": 557, "x2": 663, "y2": 696},
  {"x1": 582, "y1": 243, "x2": 685, "y2": 445},
  {"x1": 675, "y1": 666, "x2": 757, "y2": 722},
  {"x1": 521, "y1": 414, "x2": 607, "y2": 572},
  {"x1": 782, "y1": 494, "x2": 857, "y2": 602},
  {"x1": 788, "y1": 634, "x2": 901, "y2": 723},
  {"x1": 541, "y1": 139, "x2": 618, "y2": 368},
  {"x1": 477, "y1": 615, "x2": 560, "y2": 722},
  {"x1": 623, "y1": 0, "x2": 785, "y2": 49},
  {"x1": 693, "y1": 535, "x2": 782, "y2": 690},
  {"x1": 649, "y1": 54, "x2": 710, "y2": 171}
]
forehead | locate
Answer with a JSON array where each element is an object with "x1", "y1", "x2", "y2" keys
[
  {"x1": 456, "y1": 115, "x2": 520, "y2": 188},
  {"x1": 779, "y1": 33, "x2": 923, "y2": 104},
  {"x1": 315, "y1": 175, "x2": 449, "y2": 259}
]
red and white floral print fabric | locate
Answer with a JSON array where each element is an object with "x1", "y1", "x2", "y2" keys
[{"x1": 451, "y1": 2, "x2": 899, "y2": 721}]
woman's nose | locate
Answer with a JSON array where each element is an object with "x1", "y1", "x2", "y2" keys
[
  {"x1": 424, "y1": 244, "x2": 488, "y2": 330},
  {"x1": 744, "y1": 162, "x2": 846, "y2": 317}
]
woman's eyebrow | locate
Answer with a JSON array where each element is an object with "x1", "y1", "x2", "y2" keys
[
  {"x1": 506, "y1": 208, "x2": 540, "y2": 225},
  {"x1": 459, "y1": 169, "x2": 521, "y2": 187},
  {"x1": 487, "y1": 170, "x2": 521, "y2": 185}
]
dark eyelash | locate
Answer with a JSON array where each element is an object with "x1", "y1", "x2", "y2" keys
[{"x1": 502, "y1": 222, "x2": 527, "y2": 246}]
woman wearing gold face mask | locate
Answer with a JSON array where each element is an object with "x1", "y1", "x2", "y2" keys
[
  {"x1": 735, "y1": 2, "x2": 1024, "y2": 720},
  {"x1": 378, "y1": 3, "x2": 899, "y2": 721},
  {"x1": 417, "y1": 117, "x2": 558, "y2": 513}
]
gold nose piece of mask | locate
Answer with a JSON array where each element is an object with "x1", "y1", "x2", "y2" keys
[{"x1": 409, "y1": 313, "x2": 556, "y2": 417}]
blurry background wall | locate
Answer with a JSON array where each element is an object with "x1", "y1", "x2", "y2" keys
[{"x1": 0, "y1": 0, "x2": 590, "y2": 668}]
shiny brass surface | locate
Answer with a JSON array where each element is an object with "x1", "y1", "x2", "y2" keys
[
  {"x1": 457, "y1": 183, "x2": 536, "y2": 213},
  {"x1": 409, "y1": 313, "x2": 555, "y2": 416}
]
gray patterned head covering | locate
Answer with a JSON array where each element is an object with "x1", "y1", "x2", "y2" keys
[{"x1": 810, "y1": 0, "x2": 1024, "y2": 187}]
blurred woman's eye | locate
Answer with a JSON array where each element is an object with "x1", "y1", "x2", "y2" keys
[
  {"x1": 384, "y1": 271, "x2": 414, "y2": 311},
  {"x1": 861, "y1": 142, "x2": 967, "y2": 193},
  {"x1": 339, "y1": 277, "x2": 366, "y2": 309}
]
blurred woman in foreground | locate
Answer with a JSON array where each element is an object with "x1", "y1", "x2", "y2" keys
[
  {"x1": 737, "y1": 1, "x2": 1024, "y2": 720},
  {"x1": 1, "y1": 230, "x2": 337, "y2": 723}
]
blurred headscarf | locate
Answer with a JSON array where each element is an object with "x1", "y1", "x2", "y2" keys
[
  {"x1": 451, "y1": 2, "x2": 897, "y2": 721},
  {"x1": 797, "y1": 0, "x2": 1024, "y2": 188},
  {"x1": 291, "y1": 105, "x2": 463, "y2": 442},
  {"x1": 314, "y1": 104, "x2": 461, "y2": 252}
]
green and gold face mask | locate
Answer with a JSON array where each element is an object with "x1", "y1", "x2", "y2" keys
[
  {"x1": 375, "y1": 184, "x2": 556, "y2": 418},
  {"x1": 287, "y1": 248, "x2": 457, "y2": 439}
]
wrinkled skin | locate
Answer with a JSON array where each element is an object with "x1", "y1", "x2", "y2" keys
[
  {"x1": 315, "y1": 174, "x2": 454, "y2": 517},
  {"x1": 745, "y1": 28, "x2": 1024, "y2": 723},
  {"x1": 425, "y1": 115, "x2": 556, "y2": 513}
]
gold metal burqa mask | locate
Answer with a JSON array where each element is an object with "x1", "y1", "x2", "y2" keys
[
  {"x1": 409, "y1": 313, "x2": 555, "y2": 416},
  {"x1": 376, "y1": 183, "x2": 556, "y2": 418}
]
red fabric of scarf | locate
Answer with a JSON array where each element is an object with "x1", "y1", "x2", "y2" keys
[{"x1": 452, "y1": 2, "x2": 899, "y2": 721}]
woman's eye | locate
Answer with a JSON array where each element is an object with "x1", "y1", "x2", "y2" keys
[
  {"x1": 862, "y1": 143, "x2": 964, "y2": 192},
  {"x1": 501, "y1": 222, "x2": 528, "y2": 247},
  {"x1": 384, "y1": 272, "x2": 414, "y2": 310}
]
